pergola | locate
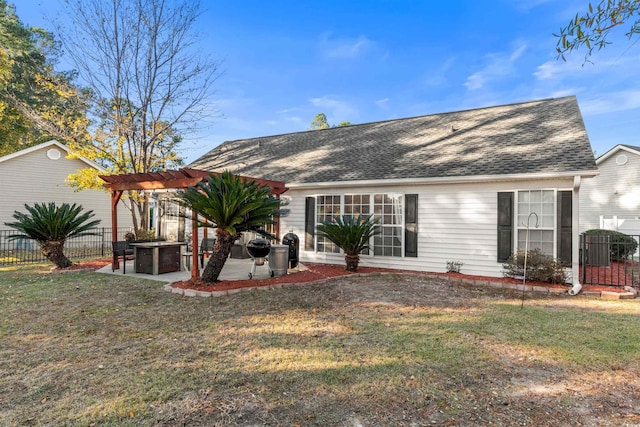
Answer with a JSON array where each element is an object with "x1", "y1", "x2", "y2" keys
[{"x1": 99, "y1": 167, "x2": 288, "y2": 279}]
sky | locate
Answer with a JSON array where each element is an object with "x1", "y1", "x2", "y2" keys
[{"x1": 14, "y1": 0, "x2": 640, "y2": 164}]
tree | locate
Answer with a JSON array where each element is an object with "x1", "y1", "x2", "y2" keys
[
  {"x1": 4, "y1": 202, "x2": 101, "y2": 268},
  {"x1": 176, "y1": 171, "x2": 281, "y2": 283},
  {"x1": 316, "y1": 214, "x2": 380, "y2": 272},
  {"x1": 0, "y1": 1, "x2": 88, "y2": 155},
  {"x1": 58, "y1": 0, "x2": 220, "y2": 233},
  {"x1": 555, "y1": 0, "x2": 640, "y2": 61},
  {"x1": 309, "y1": 113, "x2": 330, "y2": 130},
  {"x1": 308, "y1": 112, "x2": 351, "y2": 130}
]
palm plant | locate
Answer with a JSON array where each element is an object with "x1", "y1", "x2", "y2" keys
[
  {"x1": 176, "y1": 171, "x2": 281, "y2": 283},
  {"x1": 4, "y1": 202, "x2": 101, "y2": 268},
  {"x1": 317, "y1": 214, "x2": 381, "y2": 272}
]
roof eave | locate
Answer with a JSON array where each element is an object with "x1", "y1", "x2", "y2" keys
[{"x1": 286, "y1": 170, "x2": 600, "y2": 190}]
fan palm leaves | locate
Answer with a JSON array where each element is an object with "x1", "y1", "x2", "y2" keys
[
  {"x1": 177, "y1": 171, "x2": 281, "y2": 283},
  {"x1": 317, "y1": 214, "x2": 381, "y2": 272},
  {"x1": 4, "y1": 202, "x2": 101, "y2": 268}
]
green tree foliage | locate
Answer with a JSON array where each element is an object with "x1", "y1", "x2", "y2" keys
[
  {"x1": 309, "y1": 112, "x2": 352, "y2": 130},
  {"x1": 59, "y1": 0, "x2": 220, "y2": 232},
  {"x1": 555, "y1": 0, "x2": 640, "y2": 61},
  {"x1": 176, "y1": 171, "x2": 281, "y2": 283},
  {"x1": 0, "y1": 1, "x2": 88, "y2": 156},
  {"x1": 309, "y1": 112, "x2": 330, "y2": 130},
  {"x1": 316, "y1": 214, "x2": 381, "y2": 272},
  {"x1": 4, "y1": 202, "x2": 101, "y2": 268}
]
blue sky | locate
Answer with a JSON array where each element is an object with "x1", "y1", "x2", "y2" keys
[{"x1": 15, "y1": 0, "x2": 640, "y2": 163}]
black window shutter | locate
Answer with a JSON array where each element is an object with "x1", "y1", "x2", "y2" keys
[
  {"x1": 405, "y1": 194, "x2": 418, "y2": 257},
  {"x1": 557, "y1": 191, "x2": 572, "y2": 265},
  {"x1": 497, "y1": 192, "x2": 514, "y2": 263},
  {"x1": 304, "y1": 197, "x2": 315, "y2": 251}
]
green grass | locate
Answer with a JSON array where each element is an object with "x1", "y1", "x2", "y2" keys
[{"x1": 1, "y1": 264, "x2": 639, "y2": 426}]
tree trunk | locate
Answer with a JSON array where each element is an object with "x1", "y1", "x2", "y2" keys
[
  {"x1": 201, "y1": 229, "x2": 239, "y2": 283},
  {"x1": 40, "y1": 239, "x2": 72, "y2": 268},
  {"x1": 345, "y1": 254, "x2": 359, "y2": 272}
]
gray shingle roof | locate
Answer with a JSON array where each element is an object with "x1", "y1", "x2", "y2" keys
[
  {"x1": 189, "y1": 96, "x2": 597, "y2": 184},
  {"x1": 620, "y1": 144, "x2": 640, "y2": 152}
]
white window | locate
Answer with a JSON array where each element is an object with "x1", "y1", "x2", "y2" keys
[
  {"x1": 516, "y1": 190, "x2": 554, "y2": 256},
  {"x1": 373, "y1": 193, "x2": 404, "y2": 257},
  {"x1": 315, "y1": 193, "x2": 404, "y2": 257},
  {"x1": 316, "y1": 195, "x2": 341, "y2": 253}
]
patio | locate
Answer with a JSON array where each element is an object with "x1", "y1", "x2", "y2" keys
[{"x1": 96, "y1": 256, "x2": 302, "y2": 283}]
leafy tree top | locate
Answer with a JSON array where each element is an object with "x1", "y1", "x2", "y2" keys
[
  {"x1": 176, "y1": 171, "x2": 281, "y2": 239},
  {"x1": 555, "y1": 0, "x2": 640, "y2": 61}
]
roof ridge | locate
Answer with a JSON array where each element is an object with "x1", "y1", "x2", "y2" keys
[{"x1": 219, "y1": 96, "x2": 574, "y2": 144}]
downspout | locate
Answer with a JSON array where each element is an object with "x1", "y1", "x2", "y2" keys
[{"x1": 569, "y1": 176, "x2": 582, "y2": 296}]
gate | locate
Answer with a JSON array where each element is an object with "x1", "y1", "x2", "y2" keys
[{"x1": 580, "y1": 233, "x2": 640, "y2": 287}]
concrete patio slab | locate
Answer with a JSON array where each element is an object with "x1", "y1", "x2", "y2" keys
[{"x1": 96, "y1": 257, "x2": 286, "y2": 283}]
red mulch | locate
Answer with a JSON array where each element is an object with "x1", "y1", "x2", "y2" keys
[
  {"x1": 55, "y1": 259, "x2": 629, "y2": 294},
  {"x1": 170, "y1": 264, "x2": 410, "y2": 291},
  {"x1": 583, "y1": 261, "x2": 638, "y2": 287}
]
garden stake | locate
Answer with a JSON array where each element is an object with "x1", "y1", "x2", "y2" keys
[{"x1": 521, "y1": 212, "x2": 539, "y2": 309}]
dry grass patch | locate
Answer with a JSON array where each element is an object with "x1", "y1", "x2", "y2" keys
[{"x1": 1, "y1": 265, "x2": 639, "y2": 426}]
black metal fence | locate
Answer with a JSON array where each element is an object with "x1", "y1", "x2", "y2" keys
[
  {"x1": 580, "y1": 233, "x2": 640, "y2": 288},
  {"x1": 0, "y1": 227, "x2": 133, "y2": 265}
]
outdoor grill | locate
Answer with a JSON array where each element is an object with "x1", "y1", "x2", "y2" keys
[{"x1": 246, "y1": 239, "x2": 273, "y2": 279}]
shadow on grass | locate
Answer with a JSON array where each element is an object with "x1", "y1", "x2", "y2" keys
[{"x1": 1, "y1": 270, "x2": 639, "y2": 425}]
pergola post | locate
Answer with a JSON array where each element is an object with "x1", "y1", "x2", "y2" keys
[
  {"x1": 110, "y1": 190, "x2": 123, "y2": 270},
  {"x1": 191, "y1": 209, "x2": 199, "y2": 278}
]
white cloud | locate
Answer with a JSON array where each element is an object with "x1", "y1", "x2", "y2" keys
[
  {"x1": 534, "y1": 55, "x2": 590, "y2": 80},
  {"x1": 309, "y1": 95, "x2": 356, "y2": 121},
  {"x1": 508, "y1": 0, "x2": 554, "y2": 12},
  {"x1": 375, "y1": 98, "x2": 390, "y2": 109},
  {"x1": 580, "y1": 90, "x2": 640, "y2": 115},
  {"x1": 284, "y1": 116, "x2": 303, "y2": 124},
  {"x1": 423, "y1": 56, "x2": 456, "y2": 87},
  {"x1": 319, "y1": 32, "x2": 375, "y2": 59},
  {"x1": 464, "y1": 42, "x2": 528, "y2": 90}
]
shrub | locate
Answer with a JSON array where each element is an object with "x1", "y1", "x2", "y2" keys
[
  {"x1": 316, "y1": 214, "x2": 381, "y2": 272},
  {"x1": 502, "y1": 248, "x2": 568, "y2": 284},
  {"x1": 584, "y1": 229, "x2": 638, "y2": 261},
  {"x1": 446, "y1": 260, "x2": 463, "y2": 273},
  {"x1": 135, "y1": 229, "x2": 157, "y2": 241}
]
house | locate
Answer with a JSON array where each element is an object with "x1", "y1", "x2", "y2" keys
[
  {"x1": 580, "y1": 144, "x2": 640, "y2": 235},
  {"x1": 0, "y1": 140, "x2": 132, "y2": 232},
  {"x1": 190, "y1": 96, "x2": 598, "y2": 284}
]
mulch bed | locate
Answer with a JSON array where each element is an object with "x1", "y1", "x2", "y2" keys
[
  {"x1": 583, "y1": 261, "x2": 638, "y2": 287},
  {"x1": 57, "y1": 259, "x2": 629, "y2": 294}
]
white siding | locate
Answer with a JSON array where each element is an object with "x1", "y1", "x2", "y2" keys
[
  {"x1": 0, "y1": 146, "x2": 132, "y2": 230},
  {"x1": 580, "y1": 151, "x2": 640, "y2": 234},
  {"x1": 280, "y1": 178, "x2": 574, "y2": 278}
]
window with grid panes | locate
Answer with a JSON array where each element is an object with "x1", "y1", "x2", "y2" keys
[
  {"x1": 373, "y1": 193, "x2": 403, "y2": 257},
  {"x1": 315, "y1": 195, "x2": 341, "y2": 253},
  {"x1": 517, "y1": 190, "x2": 554, "y2": 256},
  {"x1": 344, "y1": 194, "x2": 371, "y2": 254}
]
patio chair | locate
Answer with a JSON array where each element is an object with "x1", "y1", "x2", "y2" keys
[
  {"x1": 199, "y1": 237, "x2": 216, "y2": 267},
  {"x1": 112, "y1": 241, "x2": 134, "y2": 274}
]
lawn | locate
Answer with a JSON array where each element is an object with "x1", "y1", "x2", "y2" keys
[{"x1": 1, "y1": 263, "x2": 639, "y2": 426}]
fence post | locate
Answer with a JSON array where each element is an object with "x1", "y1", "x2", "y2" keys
[
  {"x1": 101, "y1": 227, "x2": 105, "y2": 257},
  {"x1": 580, "y1": 233, "x2": 586, "y2": 285}
]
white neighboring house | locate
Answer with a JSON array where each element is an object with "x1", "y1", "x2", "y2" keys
[
  {"x1": 580, "y1": 144, "x2": 640, "y2": 235},
  {"x1": 189, "y1": 96, "x2": 598, "y2": 285},
  {"x1": 0, "y1": 140, "x2": 132, "y2": 234}
]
